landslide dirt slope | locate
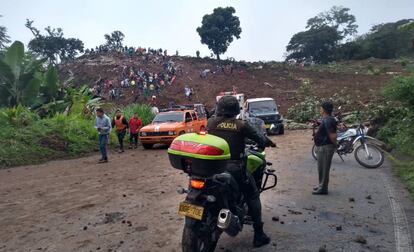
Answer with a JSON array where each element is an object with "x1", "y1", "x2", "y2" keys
[{"x1": 59, "y1": 54, "x2": 404, "y2": 114}]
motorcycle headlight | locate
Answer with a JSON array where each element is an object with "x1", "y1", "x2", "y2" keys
[
  {"x1": 141, "y1": 132, "x2": 147, "y2": 136},
  {"x1": 168, "y1": 131, "x2": 176, "y2": 136}
]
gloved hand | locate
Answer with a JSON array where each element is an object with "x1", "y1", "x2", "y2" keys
[{"x1": 265, "y1": 137, "x2": 276, "y2": 148}]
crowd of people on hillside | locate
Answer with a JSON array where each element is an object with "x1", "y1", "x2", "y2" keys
[
  {"x1": 83, "y1": 43, "x2": 251, "y2": 105},
  {"x1": 89, "y1": 50, "x2": 181, "y2": 103},
  {"x1": 85, "y1": 45, "x2": 176, "y2": 60}
]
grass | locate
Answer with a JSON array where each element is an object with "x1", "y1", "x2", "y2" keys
[
  {"x1": 0, "y1": 104, "x2": 154, "y2": 168},
  {"x1": 391, "y1": 158, "x2": 414, "y2": 196}
]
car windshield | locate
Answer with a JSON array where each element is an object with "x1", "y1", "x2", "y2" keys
[
  {"x1": 153, "y1": 112, "x2": 183, "y2": 123},
  {"x1": 249, "y1": 100, "x2": 277, "y2": 115}
]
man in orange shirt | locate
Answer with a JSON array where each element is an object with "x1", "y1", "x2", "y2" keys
[
  {"x1": 112, "y1": 109, "x2": 129, "y2": 153},
  {"x1": 128, "y1": 112, "x2": 142, "y2": 149}
]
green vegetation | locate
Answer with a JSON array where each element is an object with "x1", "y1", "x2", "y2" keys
[
  {"x1": 374, "y1": 73, "x2": 414, "y2": 195},
  {"x1": 340, "y1": 19, "x2": 414, "y2": 60},
  {"x1": 197, "y1": 7, "x2": 241, "y2": 60},
  {"x1": 287, "y1": 79, "x2": 352, "y2": 123},
  {"x1": 286, "y1": 5, "x2": 414, "y2": 64},
  {"x1": 0, "y1": 104, "x2": 154, "y2": 168},
  {"x1": 0, "y1": 106, "x2": 97, "y2": 167},
  {"x1": 286, "y1": 6, "x2": 357, "y2": 64},
  {"x1": 0, "y1": 39, "x2": 155, "y2": 168},
  {"x1": 393, "y1": 160, "x2": 414, "y2": 195},
  {"x1": 0, "y1": 41, "x2": 63, "y2": 109},
  {"x1": 104, "y1": 30, "x2": 125, "y2": 51},
  {"x1": 0, "y1": 15, "x2": 11, "y2": 49},
  {"x1": 25, "y1": 20, "x2": 84, "y2": 64},
  {"x1": 120, "y1": 104, "x2": 155, "y2": 126}
]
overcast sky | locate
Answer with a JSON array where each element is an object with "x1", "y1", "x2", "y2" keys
[{"x1": 1, "y1": 0, "x2": 413, "y2": 61}]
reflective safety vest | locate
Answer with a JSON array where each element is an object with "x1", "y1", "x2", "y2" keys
[{"x1": 114, "y1": 116, "x2": 126, "y2": 131}]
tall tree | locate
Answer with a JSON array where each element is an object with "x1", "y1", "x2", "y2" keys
[
  {"x1": 196, "y1": 7, "x2": 241, "y2": 60},
  {"x1": 339, "y1": 19, "x2": 414, "y2": 60},
  {"x1": 25, "y1": 19, "x2": 84, "y2": 64},
  {"x1": 286, "y1": 26, "x2": 342, "y2": 64},
  {"x1": 307, "y1": 6, "x2": 358, "y2": 40},
  {"x1": 286, "y1": 6, "x2": 357, "y2": 63},
  {"x1": 0, "y1": 15, "x2": 11, "y2": 49},
  {"x1": 104, "y1": 30, "x2": 125, "y2": 51}
]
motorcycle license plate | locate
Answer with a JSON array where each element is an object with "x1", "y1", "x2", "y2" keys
[
  {"x1": 178, "y1": 202, "x2": 204, "y2": 220},
  {"x1": 265, "y1": 124, "x2": 271, "y2": 129}
]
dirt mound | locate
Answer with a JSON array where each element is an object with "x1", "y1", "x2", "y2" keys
[{"x1": 59, "y1": 54, "x2": 406, "y2": 115}]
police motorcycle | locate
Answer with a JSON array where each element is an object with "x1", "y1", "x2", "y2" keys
[
  {"x1": 311, "y1": 109, "x2": 385, "y2": 169},
  {"x1": 168, "y1": 118, "x2": 277, "y2": 252}
]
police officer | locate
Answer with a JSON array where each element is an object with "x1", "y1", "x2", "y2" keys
[{"x1": 207, "y1": 95, "x2": 276, "y2": 248}]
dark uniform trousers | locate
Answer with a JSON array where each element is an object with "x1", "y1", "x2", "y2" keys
[
  {"x1": 227, "y1": 160, "x2": 262, "y2": 225},
  {"x1": 207, "y1": 116, "x2": 269, "y2": 228}
]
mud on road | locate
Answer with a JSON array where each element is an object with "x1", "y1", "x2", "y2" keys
[{"x1": 1, "y1": 130, "x2": 413, "y2": 252}]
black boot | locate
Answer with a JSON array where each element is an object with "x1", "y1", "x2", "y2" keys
[{"x1": 253, "y1": 222, "x2": 271, "y2": 248}]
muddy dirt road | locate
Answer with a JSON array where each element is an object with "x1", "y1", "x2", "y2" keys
[{"x1": 1, "y1": 130, "x2": 413, "y2": 252}]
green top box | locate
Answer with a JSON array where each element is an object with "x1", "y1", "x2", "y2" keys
[{"x1": 168, "y1": 133, "x2": 231, "y2": 160}]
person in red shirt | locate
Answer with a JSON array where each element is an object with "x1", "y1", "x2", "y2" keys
[{"x1": 129, "y1": 112, "x2": 142, "y2": 149}]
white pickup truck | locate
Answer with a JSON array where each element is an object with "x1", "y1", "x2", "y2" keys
[
  {"x1": 215, "y1": 93, "x2": 283, "y2": 135},
  {"x1": 242, "y1": 97, "x2": 284, "y2": 135}
]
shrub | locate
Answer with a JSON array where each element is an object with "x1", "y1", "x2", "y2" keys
[
  {"x1": 0, "y1": 106, "x2": 39, "y2": 126},
  {"x1": 376, "y1": 72, "x2": 414, "y2": 196},
  {"x1": 0, "y1": 107, "x2": 101, "y2": 168},
  {"x1": 287, "y1": 96, "x2": 320, "y2": 123},
  {"x1": 112, "y1": 104, "x2": 155, "y2": 126}
]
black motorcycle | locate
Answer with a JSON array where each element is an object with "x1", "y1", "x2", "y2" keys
[{"x1": 168, "y1": 132, "x2": 276, "y2": 252}]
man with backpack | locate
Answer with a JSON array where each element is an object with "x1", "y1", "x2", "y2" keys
[
  {"x1": 112, "y1": 109, "x2": 129, "y2": 153},
  {"x1": 312, "y1": 101, "x2": 338, "y2": 195}
]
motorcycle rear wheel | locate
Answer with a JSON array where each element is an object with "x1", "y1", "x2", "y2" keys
[
  {"x1": 312, "y1": 144, "x2": 317, "y2": 160},
  {"x1": 354, "y1": 143, "x2": 384, "y2": 169},
  {"x1": 182, "y1": 218, "x2": 219, "y2": 252}
]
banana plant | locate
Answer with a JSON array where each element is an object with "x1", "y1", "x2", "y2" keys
[
  {"x1": 0, "y1": 41, "x2": 46, "y2": 107},
  {"x1": 66, "y1": 85, "x2": 102, "y2": 118}
]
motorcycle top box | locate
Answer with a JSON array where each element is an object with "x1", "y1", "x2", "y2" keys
[{"x1": 168, "y1": 132, "x2": 230, "y2": 177}]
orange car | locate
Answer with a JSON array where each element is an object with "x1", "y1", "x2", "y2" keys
[{"x1": 139, "y1": 109, "x2": 207, "y2": 149}]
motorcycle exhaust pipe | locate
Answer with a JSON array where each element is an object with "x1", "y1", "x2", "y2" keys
[{"x1": 217, "y1": 209, "x2": 241, "y2": 237}]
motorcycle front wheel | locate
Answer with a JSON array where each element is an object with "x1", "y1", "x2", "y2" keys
[
  {"x1": 182, "y1": 217, "x2": 219, "y2": 252},
  {"x1": 354, "y1": 143, "x2": 384, "y2": 169}
]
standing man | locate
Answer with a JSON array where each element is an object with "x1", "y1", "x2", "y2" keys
[
  {"x1": 128, "y1": 112, "x2": 142, "y2": 149},
  {"x1": 95, "y1": 108, "x2": 112, "y2": 163},
  {"x1": 112, "y1": 109, "x2": 129, "y2": 153},
  {"x1": 313, "y1": 101, "x2": 337, "y2": 195}
]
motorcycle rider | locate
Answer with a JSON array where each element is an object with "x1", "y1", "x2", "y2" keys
[{"x1": 207, "y1": 95, "x2": 276, "y2": 248}]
